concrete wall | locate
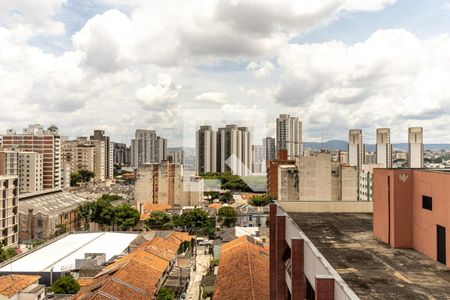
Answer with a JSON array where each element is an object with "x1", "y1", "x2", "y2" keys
[
  {"x1": 297, "y1": 153, "x2": 332, "y2": 202},
  {"x1": 373, "y1": 169, "x2": 450, "y2": 267},
  {"x1": 278, "y1": 201, "x2": 373, "y2": 213}
]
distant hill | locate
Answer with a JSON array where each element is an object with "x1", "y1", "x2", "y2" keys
[{"x1": 304, "y1": 140, "x2": 450, "y2": 152}]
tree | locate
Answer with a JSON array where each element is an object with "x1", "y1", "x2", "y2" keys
[
  {"x1": 173, "y1": 208, "x2": 210, "y2": 233},
  {"x1": 48, "y1": 275, "x2": 80, "y2": 294},
  {"x1": 70, "y1": 169, "x2": 95, "y2": 186},
  {"x1": 248, "y1": 194, "x2": 273, "y2": 206},
  {"x1": 219, "y1": 191, "x2": 233, "y2": 203},
  {"x1": 79, "y1": 169, "x2": 95, "y2": 182},
  {"x1": 0, "y1": 245, "x2": 17, "y2": 263},
  {"x1": 157, "y1": 288, "x2": 175, "y2": 300},
  {"x1": 114, "y1": 204, "x2": 140, "y2": 230},
  {"x1": 217, "y1": 206, "x2": 237, "y2": 227},
  {"x1": 145, "y1": 211, "x2": 172, "y2": 230},
  {"x1": 55, "y1": 224, "x2": 67, "y2": 236}
]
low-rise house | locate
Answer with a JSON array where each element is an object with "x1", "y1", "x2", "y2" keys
[
  {"x1": 73, "y1": 231, "x2": 194, "y2": 300},
  {"x1": 0, "y1": 274, "x2": 45, "y2": 300},
  {"x1": 235, "y1": 204, "x2": 269, "y2": 228},
  {"x1": 214, "y1": 236, "x2": 269, "y2": 300}
]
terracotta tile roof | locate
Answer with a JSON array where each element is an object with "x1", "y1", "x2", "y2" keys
[
  {"x1": 0, "y1": 274, "x2": 41, "y2": 297},
  {"x1": 214, "y1": 236, "x2": 269, "y2": 300},
  {"x1": 73, "y1": 231, "x2": 194, "y2": 300},
  {"x1": 208, "y1": 203, "x2": 222, "y2": 209},
  {"x1": 140, "y1": 204, "x2": 172, "y2": 220}
]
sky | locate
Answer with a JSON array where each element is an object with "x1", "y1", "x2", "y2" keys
[{"x1": 1, "y1": 0, "x2": 450, "y2": 147}]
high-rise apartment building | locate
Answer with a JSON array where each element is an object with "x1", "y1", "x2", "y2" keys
[
  {"x1": 217, "y1": 125, "x2": 251, "y2": 176},
  {"x1": 90, "y1": 130, "x2": 113, "y2": 179},
  {"x1": 91, "y1": 140, "x2": 106, "y2": 181},
  {"x1": 263, "y1": 137, "x2": 276, "y2": 162},
  {"x1": 408, "y1": 127, "x2": 424, "y2": 168},
  {"x1": 376, "y1": 128, "x2": 392, "y2": 168},
  {"x1": 1, "y1": 125, "x2": 61, "y2": 190},
  {"x1": 348, "y1": 129, "x2": 364, "y2": 170},
  {"x1": 0, "y1": 151, "x2": 43, "y2": 194},
  {"x1": 0, "y1": 175, "x2": 19, "y2": 247},
  {"x1": 130, "y1": 130, "x2": 167, "y2": 168},
  {"x1": 113, "y1": 142, "x2": 131, "y2": 166},
  {"x1": 62, "y1": 138, "x2": 95, "y2": 174},
  {"x1": 252, "y1": 144, "x2": 265, "y2": 173},
  {"x1": 196, "y1": 126, "x2": 217, "y2": 174},
  {"x1": 18, "y1": 152, "x2": 43, "y2": 194},
  {"x1": 0, "y1": 151, "x2": 19, "y2": 176},
  {"x1": 276, "y1": 114, "x2": 303, "y2": 159}
]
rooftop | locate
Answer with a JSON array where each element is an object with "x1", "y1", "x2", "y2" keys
[
  {"x1": 290, "y1": 213, "x2": 450, "y2": 299},
  {"x1": 0, "y1": 274, "x2": 40, "y2": 297},
  {"x1": 0, "y1": 232, "x2": 138, "y2": 272},
  {"x1": 19, "y1": 190, "x2": 88, "y2": 216},
  {"x1": 214, "y1": 236, "x2": 269, "y2": 300}
]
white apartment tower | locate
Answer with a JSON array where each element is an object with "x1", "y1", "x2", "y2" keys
[
  {"x1": 276, "y1": 114, "x2": 303, "y2": 160},
  {"x1": 376, "y1": 128, "x2": 392, "y2": 168},
  {"x1": 18, "y1": 152, "x2": 43, "y2": 194},
  {"x1": 90, "y1": 130, "x2": 113, "y2": 179},
  {"x1": 348, "y1": 129, "x2": 364, "y2": 170},
  {"x1": 131, "y1": 130, "x2": 167, "y2": 168},
  {"x1": 217, "y1": 125, "x2": 251, "y2": 176},
  {"x1": 195, "y1": 125, "x2": 216, "y2": 174},
  {"x1": 408, "y1": 127, "x2": 424, "y2": 168}
]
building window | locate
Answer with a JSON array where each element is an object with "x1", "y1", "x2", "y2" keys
[{"x1": 422, "y1": 195, "x2": 432, "y2": 211}]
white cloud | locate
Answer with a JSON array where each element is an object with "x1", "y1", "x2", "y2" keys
[
  {"x1": 0, "y1": 0, "x2": 66, "y2": 36},
  {"x1": 276, "y1": 29, "x2": 450, "y2": 142},
  {"x1": 135, "y1": 74, "x2": 181, "y2": 110},
  {"x1": 195, "y1": 92, "x2": 228, "y2": 104},
  {"x1": 71, "y1": 0, "x2": 396, "y2": 68},
  {"x1": 246, "y1": 60, "x2": 274, "y2": 78}
]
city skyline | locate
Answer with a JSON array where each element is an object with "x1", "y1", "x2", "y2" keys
[{"x1": 1, "y1": 1, "x2": 450, "y2": 145}]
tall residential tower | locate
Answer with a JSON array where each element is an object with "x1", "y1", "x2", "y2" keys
[
  {"x1": 348, "y1": 129, "x2": 364, "y2": 170},
  {"x1": 195, "y1": 125, "x2": 216, "y2": 174},
  {"x1": 276, "y1": 114, "x2": 303, "y2": 160},
  {"x1": 408, "y1": 127, "x2": 424, "y2": 168},
  {"x1": 376, "y1": 128, "x2": 392, "y2": 168}
]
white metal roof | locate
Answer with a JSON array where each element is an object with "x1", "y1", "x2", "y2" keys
[{"x1": 0, "y1": 232, "x2": 138, "y2": 272}]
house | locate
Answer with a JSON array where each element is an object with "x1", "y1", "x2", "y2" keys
[
  {"x1": 214, "y1": 236, "x2": 269, "y2": 300},
  {"x1": 0, "y1": 274, "x2": 45, "y2": 300},
  {"x1": 235, "y1": 204, "x2": 269, "y2": 228}
]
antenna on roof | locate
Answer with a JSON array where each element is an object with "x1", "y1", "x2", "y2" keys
[{"x1": 321, "y1": 132, "x2": 324, "y2": 151}]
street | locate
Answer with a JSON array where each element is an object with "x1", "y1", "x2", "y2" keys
[{"x1": 185, "y1": 245, "x2": 211, "y2": 300}]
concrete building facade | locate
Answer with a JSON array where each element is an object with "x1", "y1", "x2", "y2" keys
[
  {"x1": 267, "y1": 150, "x2": 295, "y2": 199},
  {"x1": 216, "y1": 125, "x2": 251, "y2": 176},
  {"x1": 18, "y1": 152, "x2": 43, "y2": 194},
  {"x1": 0, "y1": 176, "x2": 19, "y2": 247},
  {"x1": 90, "y1": 130, "x2": 113, "y2": 179},
  {"x1": 113, "y1": 142, "x2": 131, "y2": 166},
  {"x1": 62, "y1": 139, "x2": 95, "y2": 174},
  {"x1": 348, "y1": 129, "x2": 364, "y2": 170},
  {"x1": 376, "y1": 128, "x2": 392, "y2": 168},
  {"x1": 358, "y1": 164, "x2": 383, "y2": 202},
  {"x1": 135, "y1": 162, "x2": 203, "y2": 208},
  {"x1": 276, "y1": 114, "x2": 303, "y2": 160},
  {"x1": 264, "y1": 137, "x2": 276, "y2": 162},
  {"x1": 131, "y1": 129, "x2": 167, "y2": 168},
  {"x1": 1, "y1": 125, "x2": 62, "y2": 190},
  {"x1": 195, "y1": 125, "x2": 216, "y2": 174},
  {"x1": 373, "y1": 169, "x2": 450, "y2": 267},
  {"x1": 408, "y1": 127, "x2": 424, "y2": 168}
]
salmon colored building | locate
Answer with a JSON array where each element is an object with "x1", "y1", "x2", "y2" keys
[{"x1": 373, "y1": 169, "x2": 449, "y2": 267}]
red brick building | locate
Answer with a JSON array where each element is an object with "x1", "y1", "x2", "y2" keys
[{"x1": 373, "y1": 169, "x2": 449, "y2": 267}]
